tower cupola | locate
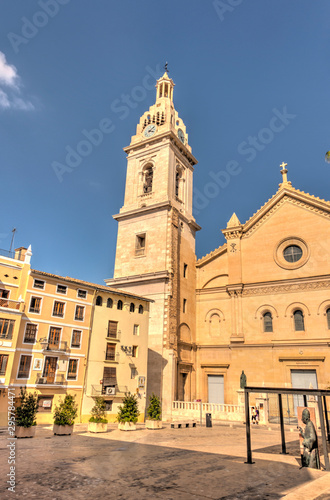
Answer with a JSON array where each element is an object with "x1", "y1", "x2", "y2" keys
[{"x1": 156, "y1": 71, "x2": 175, "y2": 101}]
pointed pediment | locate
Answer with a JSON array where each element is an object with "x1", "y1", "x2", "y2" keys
[
  {"x1": 226, "y1": 212, "x2": 241, "y2": 228},
  {"x1": 242, "y1": 184, "x2": 330, "y2": 238}
]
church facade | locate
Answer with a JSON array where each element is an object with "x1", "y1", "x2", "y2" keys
[{"x1": 107, "y1": 72, "x2": 330, "y2": 417}]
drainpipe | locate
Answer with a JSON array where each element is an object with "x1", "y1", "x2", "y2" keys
[{"x1": 79, "y1": 288, "x2": 97, "y2": 423}]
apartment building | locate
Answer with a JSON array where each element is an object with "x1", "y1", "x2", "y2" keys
[{"x1": 81, "y1": 288, "x2": 150, "y2": 423}]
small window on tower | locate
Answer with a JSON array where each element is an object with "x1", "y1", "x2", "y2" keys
[
  {"x1": 183, "y1": 264, "x2": 188, "y2": 278},
  {"x1": 176, "y1": 171, "x2": 180, "y2": 197},
  {"x1": 183, "y1": 299, "x2": 187, "y2": 313},
  {"x1": 143, "y1": 166, "x2": 153, "y2": 193},
  {"x1": 135, "y1": 234, "x2": 146, "y2": 257}
]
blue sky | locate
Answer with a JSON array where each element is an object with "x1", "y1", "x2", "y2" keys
[{"x1": 1, "y1": 0, "x2": 329, "y2": 284}]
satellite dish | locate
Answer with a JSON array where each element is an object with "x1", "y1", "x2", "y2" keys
[{"x1": 325, "y1": 151, "x2": 330, "y2": 163}]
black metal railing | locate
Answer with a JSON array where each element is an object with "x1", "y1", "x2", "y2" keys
[
  {"x1": 40, "y1": 341, "x2": 68, "y2": 352},
  {"x1": 0, "y1": 249, "x2": 24, "y2": 261},
  {"x1": 91, "y1": 384, "x2": 128, "y2": 396},
  {"x1": 36, "y1": 373, "x2": 66, "y2": 385}
]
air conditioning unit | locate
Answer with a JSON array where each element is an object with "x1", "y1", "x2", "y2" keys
[{"x1": 106, "y1": 387, "x2": 116, "y2": 396}]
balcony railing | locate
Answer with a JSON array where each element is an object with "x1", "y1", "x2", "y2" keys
[
  {"x1": 106, "y1": 329, "x2": 121, "y2": 341},
  {"x1": 0, "y1": 248, "x2": 24, "y2": 261},
  {"x1": 91, "y1": 384, "x2": 128, "y2": 396},
  {"x1": 36, "y1": 373, "x2": 66, "y2": 385},
  {"x1": 0, "y1": 299, "x2": 25, "y2": 312},
  {"x1": 39, "y1": 340, "x2": 69, "y2": 352}
]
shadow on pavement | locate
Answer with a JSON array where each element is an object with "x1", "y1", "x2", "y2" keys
[{"x1": 0, "y1": 432, "x2": 320, "y2": 500}]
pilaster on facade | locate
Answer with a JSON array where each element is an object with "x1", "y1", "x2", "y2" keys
[{"x1": 226, "y1": 285, "x2": 244, "y2": 343}]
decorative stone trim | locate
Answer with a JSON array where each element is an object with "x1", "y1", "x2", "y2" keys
[
  {"x1": 243, "y1": 279, "x2": 330, "y2": 296},
  {"x1": 244, "y1": 195, "x2": 330, "y2": 238}
]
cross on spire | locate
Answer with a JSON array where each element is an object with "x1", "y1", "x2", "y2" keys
[
  {"x1": 279, "y1": 161, "x2": 288, "y2": 184},
  {"x1": 164, "y1": 62, "x2": 169, "y2": 73}
]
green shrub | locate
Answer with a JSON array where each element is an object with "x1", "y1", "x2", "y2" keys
[
  {"x1": 146, "y1": 393, "x2": 162, "y2": 421},
  {"x1": 15, "y1": 388, "x2": 39, "y2": 428},
  {"x1": 326, "y1": 151, "x2": 330, "y2": 163},
  {"x1": 89, "y1": 397, "x2": 108, "y2": 424},
  {"x1": 53, "y1": 394, "x2": 78, "y2": 426},
  {"x1": 117, "y1": 392, "x2": 140, "y2": 423}
]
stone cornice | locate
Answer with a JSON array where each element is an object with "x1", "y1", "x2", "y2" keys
[
  {"x1": 105, "y1": 270, "x2": 170, "y2": 288},
  {"x1": 197, "y1": 276, "x2": 330, "y2": 296},
  {"x1": 113, "y1": 201, "x2": 201, "y2": 231},
  {"x1": 278, "y1": 356, "x2": 325, "y2": 362},
  {"x1": 124, "y1": 130, "x2": 198, "y2": 166},
  {"x1": 197, "y1": 340, "x2": 330, "y2": 349},
  {"x1": 196, "y1": 243, "x2": 227, "y2": 267},
  {"x1": 113, "y1": 201, "x2": 171, "y2": 221},
  {"x1": 222, "y1": 225, "x2": 243, "y2": 240}
]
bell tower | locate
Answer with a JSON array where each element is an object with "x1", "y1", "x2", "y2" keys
[{"x1": 106, "y1": 71, "x2": 200, "y2": 417}]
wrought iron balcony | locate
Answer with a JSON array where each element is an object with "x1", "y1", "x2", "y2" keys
[
  {"x1": 106, "y1": 329, "x2": 121, "y2": 341},
  {"x1": 35, "y1": 373, "x2": 66, "y2": 385},
  {"x1": 39, "y1": 340, "x2": 69, "y2": 352},
  {"x1": 91, "y1": 384, "x2": 128, "y2": 397},
  {"x1": 0, "y1": 299, "x2": 25, "y2": 312}
]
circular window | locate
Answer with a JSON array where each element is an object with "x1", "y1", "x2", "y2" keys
[
  {"x1": 283, "y1": 245, "x2": 303, "y2": 263},
  {"x1": 274, "y1": 237, "x2": 309, "y2": 270}
]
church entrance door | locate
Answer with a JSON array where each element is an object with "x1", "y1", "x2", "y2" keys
[
  {"x1": 208, "y1": 375, "x2": 224, "y2": 404},
  {"x1": 291, "y1": 369, "x2": 318, "y2": 415}
]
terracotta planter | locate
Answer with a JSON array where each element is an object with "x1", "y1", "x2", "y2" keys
[
  {"x1": 88, "y1": 422, "x2": 108, "y2": 433},
  {"x1": 118, "y1": 422, "x2": 136, "y2": 431},
  {"x1": 53, "y1": 424, "x2": 74, "y2": 435},
  {"x1": 145, "y1": 419, "x2": 162, "y2": 430},
  {"x1": 15, "y1": 426, "x2": 36, "y2": 438}
]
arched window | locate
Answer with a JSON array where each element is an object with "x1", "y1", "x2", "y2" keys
[
  {"x1": 117, "y1": 300, "x2": 123, "y2": 311},
  {"x1": 130, "y1": 303, "x2": 135, "y2": 313},
  {"x1": 327, "y1": 308, "x2": 330, "y2": 329},
  {"x1": 210, "y1": 313, "x2": 220, "y2": 337},
  {"x1": 175, "y1": 167, "x2": 183, "y2": 199},
  {"x1": 96, "y1": 296, "x2": 102, "y2": 306},
  {"x1": 143, "y1": 166, "x2": 153, "y2": 193},
  {"x1": 263, "y1": 312, "x2": 273, "y2": 332},
  {"x1": 138, "y1": 305, "x2": 144, "y2": 314},
  {"x1": 107, "y1": 298, "x2": 113, "y2": 308},
  {"x1": 294, "y1": 310, "x2": 305, "y2": 331}
]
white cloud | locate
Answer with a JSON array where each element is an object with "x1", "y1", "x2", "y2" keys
[
  {"x1": 0, "y1": 51, "x2": 34, "y2": 111},
  {"x1": 0, "y1": 89, "x2": 10, "y2": 108},
  {"x1": 0, "y1": 52, "x2": 18, "y2": 88}
]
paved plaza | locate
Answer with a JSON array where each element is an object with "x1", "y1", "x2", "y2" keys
[{"x1": 1, "y1": 422, "x2": 330, "y2": 499}]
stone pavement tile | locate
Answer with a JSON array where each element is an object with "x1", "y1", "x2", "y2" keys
[
  {"x1": 0, "y1": 424, "x2": 327, "y2": 499},
  {"x1": 282, "y1": 474, "x2": 330, "y2": 500}
]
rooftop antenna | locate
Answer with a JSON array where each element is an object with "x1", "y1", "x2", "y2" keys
[{"x1": 9, "y1": 228, "x2": 16, "y2": 253}]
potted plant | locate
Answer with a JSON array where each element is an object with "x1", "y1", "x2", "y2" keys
[
  {"x1": 117, "y1": 392, "x2": 139, "y2": 431},
  {"x1": 15, "y1": 388, "x2": 39, "y2": 438},
  {"x1": 53, "y1": 394, "x2": 78, "y2": 435},
  {"x1": 88, "y1": 397, "x2": 108, "y2": 433},
  {"x1": 145, "y1": 393, "x2": 162, "y2": 430}
]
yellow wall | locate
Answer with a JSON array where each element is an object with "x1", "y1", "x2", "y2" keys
[{"x1": 81, "y1": 290, "x2": 149, "y2": 423}]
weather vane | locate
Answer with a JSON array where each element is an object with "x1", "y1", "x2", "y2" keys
[{"x1": 164, "y1": 62, "x2": 169, "y2": 73}]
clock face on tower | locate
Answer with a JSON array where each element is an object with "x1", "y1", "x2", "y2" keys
[
  {"x1": 143, "y1": 124, "x2": 157, "y2": 138},
  {"x1": 178, "y1": 128, "x2": 185, "y2": 144}
]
